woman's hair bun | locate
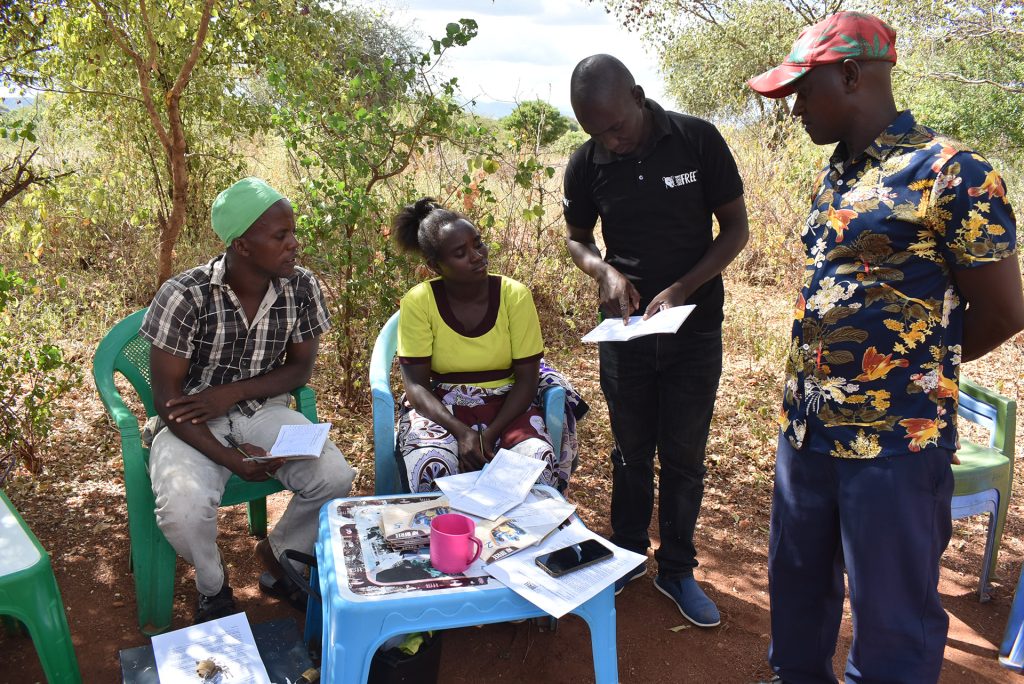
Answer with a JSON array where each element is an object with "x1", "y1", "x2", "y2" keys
[{"x1": 413, "y1": 197, "x2": 436, "y2": 223}]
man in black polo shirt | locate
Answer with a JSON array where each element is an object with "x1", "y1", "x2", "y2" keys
[{"x1": 564, "y1": 54, "x2": 748, "y2": 627}]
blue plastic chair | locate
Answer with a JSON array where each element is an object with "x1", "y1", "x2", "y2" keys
[
  {"x1": 0, "y1": 490, "x2": 80, "y2": 683},
  {"x1": 370, "y1": 311, "x2": 565, "y2": 495},
  {"x1": 950, "y1": 378, "x2": 1017, "y2": 602},
  {"x1": 1000, "y1": 561, "x2": 1024, "y2": 671}
]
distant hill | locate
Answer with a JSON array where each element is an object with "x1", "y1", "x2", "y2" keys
[
  {"x1": 2, "y1": 96, "x2": 34, "y2": 111},
  {"x1": 466, "y1": 99, "x2": 576, "y2": 122},
  {"x1": 466, "y1": 100, "x2": 516, "y2": 120}
]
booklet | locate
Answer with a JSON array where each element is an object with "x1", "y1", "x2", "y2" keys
[
  {"x1": 379, "y1": 496, "x2": 453, "y2": 550},
  {"x1": 581, "y1": 304, "x2": 695, "y2": 343},
  {"x1": 435, "y1": 449, "x2": 547, "y2": 520},
  {"x1": 151, "y1": 611, "x2": 270, "y2": 684},
  {"x1": 243, "y1": 422, "x2": 331, "y2": 462}
]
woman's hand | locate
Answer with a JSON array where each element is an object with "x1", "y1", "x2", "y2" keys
[
  {"x1": 480, "y1": 427, "x2": 498, "y2": 462},
  {"x1": 456, "y1": 426, "x2": 487, "y2": 472}
]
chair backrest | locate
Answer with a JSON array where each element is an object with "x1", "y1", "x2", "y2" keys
[
  {"x1": 370, "y1": 312, "x2": 402, "y2": 494},
  {"x1": 959, "y1": 377, "x2": 1017, "y2": 461},
  {"x1": 93, "y1": 308, "x2": 156, "y2": 424}
]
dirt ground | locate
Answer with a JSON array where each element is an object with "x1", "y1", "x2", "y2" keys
[{"x1": 2, "y1": 294, "x2": 1023, "y2": 683}]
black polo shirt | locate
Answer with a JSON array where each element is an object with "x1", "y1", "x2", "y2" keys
[{"x1": 563, "y1": 99, "x2": 743, "y2": 330}]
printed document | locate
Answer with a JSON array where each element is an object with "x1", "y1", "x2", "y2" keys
[
  {"x1": 581, "y1": 304, "x2": 695, "y2": 343},
  {"x1": 486, "y1": 523, "x2": 646, "y2": 618},
  {"x1": 245, "y1": 422, "x2": 331, "y2": 461},
  {"x1": 435, "y1": 449, "x2": 546, "y2": 520},
  {"x1": 151, "y1": 612, "x2": 270, "y2": 683}
]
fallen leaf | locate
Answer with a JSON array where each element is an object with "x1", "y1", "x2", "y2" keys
[{"x1": 669, "y1": 624, "x2": 691, "y2": 632}]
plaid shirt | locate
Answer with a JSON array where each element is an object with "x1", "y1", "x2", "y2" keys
[{"x1": 140, "y1": 255, "x2": 331, "y2": 417}]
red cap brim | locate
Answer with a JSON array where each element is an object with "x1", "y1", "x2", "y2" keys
[{"x1": 747, "y1": 63, "x2": 811, "y2": 99}]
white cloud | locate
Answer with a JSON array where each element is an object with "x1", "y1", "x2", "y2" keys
[{"x1": 375, "y1": 0, "x2": 674, "y2": 116}]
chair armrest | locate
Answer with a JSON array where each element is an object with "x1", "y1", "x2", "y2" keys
[{"x1": 292, "y1": 385, "x2": 318, "y2": 423}]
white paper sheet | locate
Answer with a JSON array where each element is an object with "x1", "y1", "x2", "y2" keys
[
  {"x1": 245, "y1": 422, "x2": 330, "y2": 461},
  {"x1": 151, "y1": 612, "x2": 270, "y2": 684},
  {"x1": 435, "y1": 449, "x2": 546, "y2": 520},
  {"x1": 581, "y1": 304, "x2": 695, "y2": 343},
  {"x1": 485, "y1": 523, "x2": 646, "y2": 618}
]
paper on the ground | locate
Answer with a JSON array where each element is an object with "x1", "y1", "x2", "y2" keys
[
  {"x1": 246, "y1": 422, "x2": 330, "y2": 461},
  {"x1": 485, "y1": 523, "x2": 646, "y2": 618},
  {"x1": 581, "y1": 304, "x2": 696, "y2": 343},
  {"x1": 151, "y1": 612, "x2": 270, "y2": 684},
  {"x1": 435, "y1": 448, "x2": 546, "y2": 520}
]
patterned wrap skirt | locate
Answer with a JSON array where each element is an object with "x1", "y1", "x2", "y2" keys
[{"x1": 396, "y1": 361, "x2": 587, "y2": 493}]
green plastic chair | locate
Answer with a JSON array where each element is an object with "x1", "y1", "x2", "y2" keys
[
  {"x1": 93, "y1": 308, "x2": 318, "y2": 634},
  {"x1": 0, "y1": 489, "x2": 81, "y2": 683},
  {"x1": 951, "y1": 377, "x2": 1017, "y2": 602}
]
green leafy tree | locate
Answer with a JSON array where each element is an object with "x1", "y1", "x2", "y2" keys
[
  {"x1": 1, "y1": 1, "x2": 398, "y2": 288},
  {"x1": 270, "y1": 18, "x2": 491, "y2": 403},
  {"x1": 502, "y1": 99, "x2": 572, "y2": 149}
]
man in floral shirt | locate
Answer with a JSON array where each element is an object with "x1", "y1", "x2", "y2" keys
[{"x1": 748, "y1": 11, "x2": 1024, "y2": 683}]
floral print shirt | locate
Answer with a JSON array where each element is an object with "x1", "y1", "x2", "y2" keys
[{"x1": 781, "y1": 111, "x2": 1017, "y2": 458}]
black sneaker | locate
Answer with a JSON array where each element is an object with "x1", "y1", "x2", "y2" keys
[{"x1": 194, "y1": 584, "x2": 236, "y2": 624}]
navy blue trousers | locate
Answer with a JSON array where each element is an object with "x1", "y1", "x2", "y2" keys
[
  {"x1": 598, "y1": 327, "x2": 722, "y2": 577},
  {"x1": 768, "y1": 434, "x2": 954, "y2": 683}
]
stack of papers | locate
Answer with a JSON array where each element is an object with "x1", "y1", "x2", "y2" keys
[
  {"x1": 581, "y1": 304, "x2": 695, "y2": 343},
  {"x1": 435, "y1": 449, "x2": 547, "y2": 520},
  {"x1": 486, "y1": 525, "x2": 646, "y2": 618}
]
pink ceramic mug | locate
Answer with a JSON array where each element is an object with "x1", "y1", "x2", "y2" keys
[{"x1": 430, "y1": 513, "x2": 482, "y2": 574}]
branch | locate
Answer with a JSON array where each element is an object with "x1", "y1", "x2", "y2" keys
[
  {"x1": 91, "y1": 0, "x2": 171, "y2": 154},
  {"x1": 925, "y1": 70, "x2": 1024, "y2": 93},
  {"x1": 17, "y1": 83, "x2": 143, "y2": 103},
  {"x1": 169, "y1": 0, "x2": 215, "y2": 99},
  {"x1": 0, "y1": 147, "x2": 74, "y2": 211}
]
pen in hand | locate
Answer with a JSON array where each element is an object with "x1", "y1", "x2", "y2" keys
[{"x1": 225, "y1": 434, "x2": 256, "y2": 460}]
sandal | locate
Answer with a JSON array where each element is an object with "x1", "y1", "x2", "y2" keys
[{"x1": 258, "y1": 571, "x2": 308, "y2": 611}]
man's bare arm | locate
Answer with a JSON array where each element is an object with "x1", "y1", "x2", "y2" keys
[
  {"x1": 149, "y1": 347, "x2": 282, "y2": 480},
  {"x1": 163, "y1": 337, "x2": 320, "y2": 424},
  {"x1": 565, "y1": 221, "x2": 640, "y2": 322},
  {"x1": 955, "y1": 255, "x2": 1024, "y2": 363}
]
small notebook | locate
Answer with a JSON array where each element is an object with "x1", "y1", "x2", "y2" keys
[{"x1": 245, "y1": 422, "x2": 331, "y2": 461}]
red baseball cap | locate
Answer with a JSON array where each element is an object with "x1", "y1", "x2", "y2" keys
[{"x1": 747, "y1": 11, "x2": 897, "y2": 99}]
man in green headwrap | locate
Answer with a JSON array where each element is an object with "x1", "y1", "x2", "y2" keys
[{"x1": 140, "y1": 177, "x2": 356, "y2": 623}]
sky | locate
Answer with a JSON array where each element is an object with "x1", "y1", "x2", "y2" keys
[{"x1": 377, "y1": 0, "x2": 673, "y2": 117}]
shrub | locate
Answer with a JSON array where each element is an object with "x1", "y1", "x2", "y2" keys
[{"x1": 0, "y1": 267, "x2": 82, "y2": 479}]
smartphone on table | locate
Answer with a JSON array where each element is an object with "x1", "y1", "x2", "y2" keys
[{"x1": 535, "y1": 539, "x2": 613, "y2": 577}]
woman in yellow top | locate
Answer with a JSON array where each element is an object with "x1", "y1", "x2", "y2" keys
[{"x1": 393, "y1": 198, "x2": 585, "y2": 492}]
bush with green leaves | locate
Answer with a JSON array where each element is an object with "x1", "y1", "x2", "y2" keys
[{"x1": 0, "y1": 267, "x2": 82, "y2": 480}]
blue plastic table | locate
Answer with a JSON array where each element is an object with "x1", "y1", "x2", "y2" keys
[{"x1": 310, "y1": 489, "x2": 619, "y2": 683}]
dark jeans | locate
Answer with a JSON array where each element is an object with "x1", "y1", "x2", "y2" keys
[
  {"x1": 768, "y1": 434, "x2": 953, "y2": 684},
  {"x1": 598, "y1": 327, "x2": 722, "y2": 578}
]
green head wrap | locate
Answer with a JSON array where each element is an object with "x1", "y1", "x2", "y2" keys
[{"x1": 211, "y1": 177, "x2": 287, "y2": 246}]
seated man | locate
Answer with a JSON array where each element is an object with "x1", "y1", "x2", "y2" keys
[{"x1": 141, "y1": 177, "x2": 356, "y2": 623}]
